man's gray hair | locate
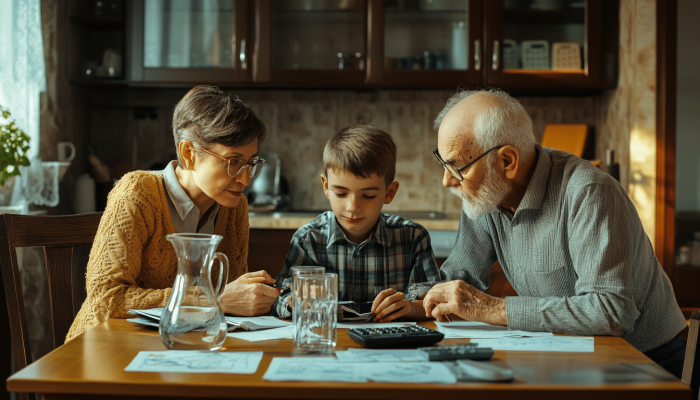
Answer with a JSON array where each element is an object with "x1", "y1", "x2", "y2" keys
[{"x1": 434, "y1": 89, "x2": 536, "y2": 164}]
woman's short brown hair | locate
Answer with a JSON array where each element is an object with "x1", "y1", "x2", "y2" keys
[
  {"x1": 172, "y1": 86, "x2": 266, "y2": 163},
  {"x1": 323, "y1": 125, "x2": 396, "y2": 187}
]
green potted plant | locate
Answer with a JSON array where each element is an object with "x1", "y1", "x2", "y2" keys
[{"x1": 0, "y1": 106, "x2": 31, "y2": 206}]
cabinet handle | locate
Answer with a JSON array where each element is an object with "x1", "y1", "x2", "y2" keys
[
  {"x1": 492, "y1": 40, "x2": 499, "y2": 70},
  {"x1": 474, "y1": 40, "x2": 481, "y2": 71},
  {"x1": 239, "y1": 39, "x2": 247, "y2": 70}
]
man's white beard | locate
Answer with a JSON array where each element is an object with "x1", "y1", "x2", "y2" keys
[{"x1": 449, "y1": 161, "x2": 510, "y2": 220}]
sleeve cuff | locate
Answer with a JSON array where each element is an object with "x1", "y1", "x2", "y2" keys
[{"x1": 506, "y1": 296, "x2": 543, "y2": 332}]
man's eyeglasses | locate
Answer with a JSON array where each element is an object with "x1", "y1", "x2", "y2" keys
[
  {"x1": 433, "y1": 145, "x2": 505, "y2": 181},
  {"x1": 197, "y1": 147, "x2": 266, "y2": 179}
]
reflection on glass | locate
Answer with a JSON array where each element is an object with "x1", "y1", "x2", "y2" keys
[
  {"x1": 144, "y1": 0, "x2": 234, "y2": 68},
  {"x1": 502, "y1": 0, "x2": 585, "y2": 71},
  {"x1": 384, "y1": 0, "x2": 468, "y2": 71},
  {"x1": 271, "y1": 1, "x2": 364, "y2": 70}
]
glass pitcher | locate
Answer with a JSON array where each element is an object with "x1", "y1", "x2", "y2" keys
[{"x1": 160, "y1": 233, "x2": 229, "y2": 351}]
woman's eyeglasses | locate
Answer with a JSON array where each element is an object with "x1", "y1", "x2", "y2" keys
[
  {"x1": 197, "y1": 147, "x2": 267, "y2": 179},
  {"x1": 433, "y1": 145, "x2": 505, "y2": 181}
]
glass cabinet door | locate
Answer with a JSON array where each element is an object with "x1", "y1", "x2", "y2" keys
[
  {"x1": 253, "y1": 0, "x2": 367, "y2": 87},
  {"x1": 130, "y1": 0, "x2": 249, "y2": 83},
  {"x1": 485, "y1": 0, "x2": 615, "y2": 90},
  {"x1": 370, "y1": 0, "x2": 481, "y2": 88}
]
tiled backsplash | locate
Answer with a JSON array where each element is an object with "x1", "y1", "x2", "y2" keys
[{"x1": 241, "y1": 90, "x2": 599, "y2": 214}]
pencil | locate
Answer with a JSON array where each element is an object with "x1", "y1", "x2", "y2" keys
[{"x1": 444, "y1": 314, "x2": 452, "y2": 323}]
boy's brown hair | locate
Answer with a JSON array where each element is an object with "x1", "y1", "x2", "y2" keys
[
  {"x1": 172, "y1": 85, "x2": 266, "y2": 164},
  {"x1": 323, "y1": 125, "x2": 397, "y2": 187}
]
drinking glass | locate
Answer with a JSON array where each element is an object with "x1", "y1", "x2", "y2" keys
[{"x1": 293, "y1": 273, "x2": 338, "y2": 351}]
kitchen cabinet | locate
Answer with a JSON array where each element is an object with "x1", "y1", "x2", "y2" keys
[
  {"x1": 129, "y1": 0, "x2": 250, "y2": 83},
  {"x1": 123, "y1": 0, "x2": 617, "y2": 91}
]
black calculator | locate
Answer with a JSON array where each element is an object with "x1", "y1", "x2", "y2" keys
[{"x1": 347, "y1": 326, "x2": 444, "y2": 348}]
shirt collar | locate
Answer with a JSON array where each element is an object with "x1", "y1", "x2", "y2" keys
[
  {"x1": 162, "y1": 160, "x2": 220, "y2": 222},
  {"x1": 326, "y1": 212, "x2": 391, "y2": 248},
  {"x1": 515, "y1": 144, "x2": 551, "y2": 212}
]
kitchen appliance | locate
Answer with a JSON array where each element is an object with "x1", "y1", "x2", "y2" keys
[{"x1": 244, "y1": 152, "x2": 291, "y2": 211}]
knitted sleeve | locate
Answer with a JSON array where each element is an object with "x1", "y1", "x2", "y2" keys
[{"x1": 67, "y1": 175, "x2": 171, "y2": 341}]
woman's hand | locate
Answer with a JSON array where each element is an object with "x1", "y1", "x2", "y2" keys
[{"x1": 219, "y1": 271, "x2": 279, "y2": 316}]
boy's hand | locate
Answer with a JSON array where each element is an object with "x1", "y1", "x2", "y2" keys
[{"x1": 371, "y1": 288, "x2": 411, "y2": 322}]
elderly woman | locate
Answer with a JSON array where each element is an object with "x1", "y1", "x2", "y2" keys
[{"x1": 67, "y1": 86, "x2": 279, "y2": 341}]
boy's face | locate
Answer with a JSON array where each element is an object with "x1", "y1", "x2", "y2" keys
[{"x1": 321, "y1": 169, "x2": 399, "y2": 244}]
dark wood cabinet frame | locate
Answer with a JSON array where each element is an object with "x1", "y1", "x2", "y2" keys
[
  {"x1": 655, "y1": 1, "x2": 679, "y2": 294},
  {"x1": 128, "y1": 0, "x2": 250, "y2": 83}
]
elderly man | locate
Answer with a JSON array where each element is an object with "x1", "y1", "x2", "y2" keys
[{"x1": 423, "y1": 89, "x2": 686, "y2": 378}]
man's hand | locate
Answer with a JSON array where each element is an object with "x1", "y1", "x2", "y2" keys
[
  {"x1": 220, "y1": 271, "x2": 280, "y2": 316},
  {"x1": 423, "y1": 280, "x2": 507, "y2": 326},
  {"x1": 371, "y1": 289, "x2": 411, "y2": 322}
]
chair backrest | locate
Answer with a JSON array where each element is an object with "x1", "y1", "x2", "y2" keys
[
  {"x1": 0, "y1": 212, "x2": 102, "y2": 399},
  {"x1": 682, "y1": 310, "x2": 700, "y2": 400},
  {"x1": 541, "y1": 123, "x2": 589, "y2": 158}
]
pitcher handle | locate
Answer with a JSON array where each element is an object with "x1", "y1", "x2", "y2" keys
[{"x1": 212, "y1": 252, "x2": 229, "y2": 300}]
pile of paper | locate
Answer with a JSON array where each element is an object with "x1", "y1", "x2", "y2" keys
[
  {"x1": 337, "y1": 301, "x2": 375, "y2": 322},
  {"x1": 435, "y1": 321, "x2": 554, "y2": 339},
  {"x1": 127, "y1": 308, "x2": 291, "y2": 332}
]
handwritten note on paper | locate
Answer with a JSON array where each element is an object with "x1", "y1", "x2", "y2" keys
[
  {"x1": 263, "y1": 358, "x2": 365, "y2": 382},
  {"x1": 335, "y1": 349, "x2": 428, "y2": 363},
  {"x1": 262, "y1": 358, "x2": 456, "y2": 384},
  {"x1": 124, "y1": 351, "x2": 263, "y2": 373},
  {"x1": 435, "y1": 320, "x2": 554, "y2": 339},
  {"x1": 470, "y1": 337, "x2": 594, "y2": 352}
]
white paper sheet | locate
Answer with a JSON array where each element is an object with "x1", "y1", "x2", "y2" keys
[
  {"x1": 335, "y1": 349, "x2": 428, "y2": 363},
  {"x1": 470, "y1": 337, "x2": 594, "y2": 352},
  {"x1": 263, "y1": 357, "x2": 365, "y2": 382},
  {"x1": 225, "y1": 316, "x2": 291, "y2": 331},
  {"x1": 124, "y1": 351, "x2": 263, "y2": 373},
  {"x1": 435, "y1": 320, "x2": 554, "y2": 339},
  {"x1": 227, "y1": 325, "x2": 294, "y2": 341},
  {"x1": 263, "y1": 357, "x2": 456, "y2": 384},
  {"x1": 337, "y1": 321, "x2": 416, "y2": 329}
]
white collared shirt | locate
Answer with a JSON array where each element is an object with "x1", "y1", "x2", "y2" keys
[{"x1": 158, "y1": 160, "x2": 219, "y2": 234}]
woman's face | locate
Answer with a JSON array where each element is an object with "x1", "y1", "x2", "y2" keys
[{"x1": 191, "y1": 140, "x2": 258, "y2": 208}]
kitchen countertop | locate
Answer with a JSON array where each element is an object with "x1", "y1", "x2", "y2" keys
[{"x1": 248, "y1": 211, "x2": 461, "y2": 231}]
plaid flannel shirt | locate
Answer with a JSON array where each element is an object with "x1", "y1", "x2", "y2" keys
[{"x1": 272, "y1": 211, "x2": 440, "y2": 318}]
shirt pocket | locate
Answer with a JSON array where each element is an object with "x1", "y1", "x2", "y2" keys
[{"x1": 524, "y1": 265, "x2": 575, "y2": 298}]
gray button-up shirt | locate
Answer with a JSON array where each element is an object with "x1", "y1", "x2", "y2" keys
[{"x1": 441, "y1": 144, "x2": 685, "y2": 353}]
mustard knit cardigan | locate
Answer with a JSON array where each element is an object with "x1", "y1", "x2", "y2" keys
[{"x1": 66, "y1": 171, "x2": 249, "y2": 341}]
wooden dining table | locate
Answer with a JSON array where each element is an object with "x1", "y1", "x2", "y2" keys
[{"x1": 7, "y1": 319, "x2": 691, "y2": 400}]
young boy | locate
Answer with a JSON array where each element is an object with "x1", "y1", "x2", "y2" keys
[{"x1": 272, "y1": 125, "x2": 440, "y2": 322}]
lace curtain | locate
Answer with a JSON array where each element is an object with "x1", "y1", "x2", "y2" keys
[
  {"x1": 0, "y1": 0, "x2": 46, "y2": 160},
  {"x1": 0, "y1": 0, "x2": 53, "y2": 208}
]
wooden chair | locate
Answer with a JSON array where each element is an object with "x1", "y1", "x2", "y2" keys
[
  {"x1": 0, "y1": 212, "x2": 103, "y2": 400},
  {"x1": 683, "y1": 310, "x2": 700, "y2": 400}
]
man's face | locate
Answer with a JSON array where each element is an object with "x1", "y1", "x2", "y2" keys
[
  {"x1": 437, "y1": 109, "x2": 510, "y2": 219},
  {"x1": 321, "y1": 169, "x2": 398, "y2": 244}
]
